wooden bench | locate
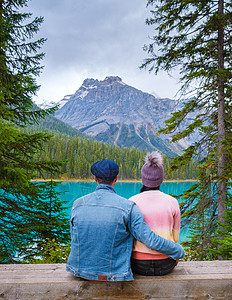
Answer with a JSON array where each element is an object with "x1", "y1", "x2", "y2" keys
[{"x1": 0, "y1": 261, "x2": 232, "y2": 299}]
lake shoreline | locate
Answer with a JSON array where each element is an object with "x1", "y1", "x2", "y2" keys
[{"x1": 32, "y1": 178, "x2": 197, "y2": 183}]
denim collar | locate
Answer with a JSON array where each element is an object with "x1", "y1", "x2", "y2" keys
[{"x1": 95, "y1": 184, "x2": 116, "y2": 193}]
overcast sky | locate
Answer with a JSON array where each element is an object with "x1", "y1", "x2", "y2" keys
[{"x1": 28, "y1": 0, "x2": 182, "y2": 104}]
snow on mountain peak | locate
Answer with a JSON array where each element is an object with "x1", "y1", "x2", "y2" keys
[{"x1": 38, "y1": 96, "x2": 71, "y2": 110}]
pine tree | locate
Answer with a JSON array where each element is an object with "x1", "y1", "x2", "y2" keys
[
  {"x1": 142, "y1": 0, "x2": 232, "y2": 258},
  {"x1": 17, "y1": 180, "x2": 70, "y2": 263},
  {"x1": 210, "y1": 137, "x2": 232, "y2": 259},
  {"x1": 0, "y1": 0, "x2": 69, "y2": 263}
]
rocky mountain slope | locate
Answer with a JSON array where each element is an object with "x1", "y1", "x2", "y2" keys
[{"x1": 44, "y1": 76, "x2": 195, "y2": 156}]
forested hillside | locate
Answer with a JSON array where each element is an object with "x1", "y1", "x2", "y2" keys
[
  {"x1": 31, "y1": 106, "x2": 88, "y2": 138},
  {"x1": 29, "y1": 129, "x2": 198, "y2": 180}
]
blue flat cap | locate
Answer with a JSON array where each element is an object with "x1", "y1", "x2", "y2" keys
[{"x1": 91, "y1": 159, "x2": 119, "y2": 180}]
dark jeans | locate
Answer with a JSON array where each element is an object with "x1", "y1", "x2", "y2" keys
[{"x1": 131, "y1": 257, "x2": 177, "y2": 276}]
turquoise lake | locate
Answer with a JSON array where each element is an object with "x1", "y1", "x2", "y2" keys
[{"x1": 56, "y1": 181, "x2": 196, "y2": 242}]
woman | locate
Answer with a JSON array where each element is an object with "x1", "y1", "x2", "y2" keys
[{"x1": 130, "y1": 152, "x2": 181, "y2": 276}]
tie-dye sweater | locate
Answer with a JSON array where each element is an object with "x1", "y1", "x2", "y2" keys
[{"x1": 130, "y1": 190, "x2": 181, "y2": 260}]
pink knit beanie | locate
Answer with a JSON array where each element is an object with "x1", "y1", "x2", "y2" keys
[{"x1": 141, "y1": 152, "x2": 164, "y2": 188}]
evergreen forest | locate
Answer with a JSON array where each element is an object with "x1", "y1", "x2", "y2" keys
[{"x1": 27, "y1": 128, "x2": 199, "y2": 181}]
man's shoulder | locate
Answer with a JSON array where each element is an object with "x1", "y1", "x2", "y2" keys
[
  {"x1": 107, "y1": 192, "x2": 135, "y2": 209},
  {"x1": 72, "y1": 190, "x2": 134, "y2": 209},
  {"x1": 72, "y1": 192, "x2": 95, "y2": 209}
]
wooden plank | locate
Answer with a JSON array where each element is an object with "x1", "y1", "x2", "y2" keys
[
  {"x1": 1, "y1": 260, "x2": 231, "y2": 270},
  {"x1": 1, "y1": 261, "x2": 232, "y2": 276},
  {"x1": 1, "y1": 274, "x2": 232, "y2": 284},
  {"x1": 0, "y1": 261, "x2": 232, "y2": 283},
  {"x1": 0, "y1": 262, "x2": 232, "y2": 299},
  {"x1": 0, "y1": 279, "x2": 232, "y2": 299}
]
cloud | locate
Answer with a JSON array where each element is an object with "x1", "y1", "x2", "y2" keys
[{"x1": 28, "y1": 0, "x2": 181, "y2": 103}]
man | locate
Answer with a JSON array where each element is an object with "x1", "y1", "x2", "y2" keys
[{"x1": 66, "y1": 159, "x2": 185, "y2": 281}]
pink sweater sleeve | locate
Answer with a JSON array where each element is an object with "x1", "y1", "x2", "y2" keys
[{"x1": 173, "y1": 202, "x2": 181, "y2": 243}]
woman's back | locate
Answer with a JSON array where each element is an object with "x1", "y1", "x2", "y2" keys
[
  {"x1": 130, "y1": 151, "x2": 181, "y2": 275},
  {"x1": 130, "y1": 190, "x2": 180, "y2": 259}
]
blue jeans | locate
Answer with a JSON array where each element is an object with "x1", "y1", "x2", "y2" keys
[{"x1": 131, "y1": 257, "x2": 177, "y2": 276}]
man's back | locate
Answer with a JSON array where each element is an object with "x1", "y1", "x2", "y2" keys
[{"x1": 66, "y1": 184, "x2": 135, "y2": 281}]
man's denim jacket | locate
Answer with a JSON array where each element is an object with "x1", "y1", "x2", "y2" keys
[{"x1": 66, "y1": 184, "x2": 185, "y2": 281}]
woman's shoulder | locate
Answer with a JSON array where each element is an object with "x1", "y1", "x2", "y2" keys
[
  {"x1": 129, "y1": 191, "x2": 157, "y2": 203},
  {"x1": 129, "y1": 193, "x2": 141, "y2": 203},
  {"x1": 159, "y1": 191, "x2": 179, "y2": 202}
]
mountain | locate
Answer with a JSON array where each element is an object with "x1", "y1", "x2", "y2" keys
[
  {"x1": 39, "y1": 96, "x2": 71, "y2": 110},
  {"x1": 43, "y1": 76, "x2": 196, "y2": 156},
  {"x1": 31, "y1": 104, "x2": 88, "y2": 138}
]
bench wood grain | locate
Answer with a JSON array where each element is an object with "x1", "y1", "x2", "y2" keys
[{"x1": 0, "y1": 261, "x2": 232, "y2": 299}]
